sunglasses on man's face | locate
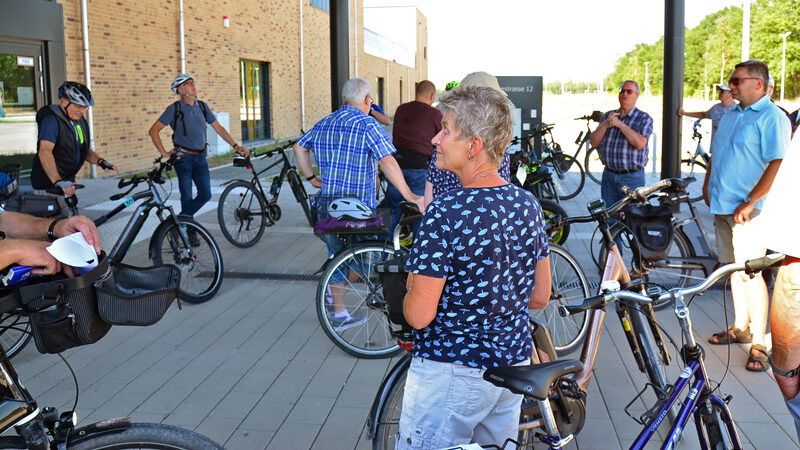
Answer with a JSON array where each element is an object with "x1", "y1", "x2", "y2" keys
[
  {"x1": 728, "y1": 77, "x2": 760, "y2": 86},
  {"x1": 619, "y1": 88, "x2": 637, "y2": 95}
]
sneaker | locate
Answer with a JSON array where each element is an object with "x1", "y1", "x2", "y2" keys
[
  {"x1": 325, "y1": 287, "x2": 335, "y2": 317},
  {"x1": 332, "y1": 314, "x2": 367, "y2": 331}
]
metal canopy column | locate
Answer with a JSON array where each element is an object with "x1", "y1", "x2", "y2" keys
[
  {"x1": 662, "y1": 0, "x2": 684, "y2": 179},
  {"x1": 330, "y1": 0, "x2": 350, "y2": 111}
]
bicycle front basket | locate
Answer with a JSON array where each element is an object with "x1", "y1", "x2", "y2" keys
[{"x1": 95, "y1": 263, "x2": 181, "y2": 326}]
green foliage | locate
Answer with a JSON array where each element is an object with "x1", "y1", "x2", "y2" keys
[{"x1": 603, "y1": 2, "x2": 800, "y2": 99}]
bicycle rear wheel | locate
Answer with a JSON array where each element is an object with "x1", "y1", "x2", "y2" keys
[
  {"x1": 0, "y1": 313, "x2": 31, "y2": 358},
  {"x1": 543, "y1": 154, "x2": 585, "y2": 200},
  {"x1": 584, "y1": 147, "x2": 603, "y2": 185},
  {"x1": 680, "y1": 159, "x2": 707, "y2": 202},
  {"x1": 538, "y1": 198, "x2": 570, "y2": 245},
  {"x1": 529, "y1": 244, "x2": 591, "y2": 355},
  {"x1": 316, "y1": 243, "x2": 401, "y2": 358},
  {"x1": 217, "y1": 180, "x2": 267, "y2": 248},
  {"x1": 151, "y1": 219, "x2": 224, "y2": 303},
  {"x1": 373, "y1": 371, "x2": 406, "y2": 450},
  {"x1": 67, "y1": 422, "x2": 224, "y2": 449}
]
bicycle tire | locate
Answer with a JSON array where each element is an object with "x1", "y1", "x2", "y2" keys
[
  {"x1": 373, "y1": 370, "x2": 406, "y2": 450},
  {"x1": 700, "y1": 403, "x2": 735, "y2": 450},
  {"x1": 67, "y1": 422, "x2": 224, "y2": 449},
  {"x1": 584, "y1": 147, "x2": 603, "y2": 185},
  {"x1": 217, "y1": 180, "x2": 267, "y2": 248},
  {"x1": 542, "y1": 154, "x2": 585, "y2": 200},
  {"x1": 538, "y1": 198, "x2": 570, "y2": 245},
  {"x1": 0, "y1": 313, "x2": 31, "y2": 358},
  {"x1": 529, "y1": 244, "x2": 591, "y2": 355},
  {"x1": 680, "y1": 159, "x2": 707, "y2": 203},
  {"x1": 151, "y1": 219, "x2": 224, "y2": 304},
  {"x1": 316, "y1": 243, "x2": 402, "y2": 358},
  {"x1": 627, "y1": 305, "x2": 678, "y2": 429},
  {"x1": 287, "y1": 168, "x2": 315, "y2": 226}
]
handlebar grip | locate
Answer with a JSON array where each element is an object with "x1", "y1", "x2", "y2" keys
[
  {"x1": 558, "y1": 294, "x2": 607, "y2": 317},
  {"x1": 744, "y1": 253, "x2": 785, "y2": 274}
]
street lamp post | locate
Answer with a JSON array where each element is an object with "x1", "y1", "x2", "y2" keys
[
  {"x1": 780, "y1": 31, "x2": 791, "y2": 102},
  {"x1": 644, "y1": 61, "x2": 650, "y2": 94}
]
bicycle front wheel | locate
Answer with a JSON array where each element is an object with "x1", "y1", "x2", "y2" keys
[
  {"x1": 373, "y1": 371, "x2": 406, "y2": 450},
  {"x1": 0, "y1": 313, "x2": 31, "y2": 358},
  {"x1": 151, "y1": 219, "x2": 224, "y2": 304},
  {"x1": 680, "y1": 159, "x2": 707, "y2": 202},
  {"x1": 529, "y1": 244, "x2": 591, "y2": 355},
  {"x1": 538, "y1": 198, "x2": 570, "y2": 245},
  {"x1": 217, "y1": 180, "x2": 267, "y2": 248},
  {"x1": 67, "y1": 422, "x2": 224, "y2": 449},
  {"x1": 543, "y1": 154, "x2": 585, "y2": 200},
  {"x1": 316, "y1": 243, "x2": 401, "y2": 358},
  {"x1": 584, "y1": 147, "x2": 603, "y2": 185}
]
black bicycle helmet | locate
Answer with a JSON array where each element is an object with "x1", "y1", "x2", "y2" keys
[{"x1": 58, "y1": 82, "x2": 94, "y2": 107}]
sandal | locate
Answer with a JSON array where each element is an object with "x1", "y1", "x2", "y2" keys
[
  {"x1": 708, "y1": 326, "x2": 753, "y2": 345},
  {"x1": 746, "y1": 344, "x2": 769, "y2": 372}
]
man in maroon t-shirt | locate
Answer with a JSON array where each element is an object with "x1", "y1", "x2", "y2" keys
[{"x1": 386, "y1": 80, "x2": 443, "y2": 230}]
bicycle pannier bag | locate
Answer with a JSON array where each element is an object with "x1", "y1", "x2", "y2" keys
[
  {"x1": 17, "y1": 194, "x2": 61, "y2": 218},
  {"x1": 375, "y1": 255, "x2": 412, "y2": 331},
  {"x1": 625, "y1": 204, "x2": 674, "y2": 261},
  {"x1": 18, "y1": 253, "x2": 110, "y2": 354}
]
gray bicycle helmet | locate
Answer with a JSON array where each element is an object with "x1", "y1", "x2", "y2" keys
[
  {"x1": 58, "y1": 82, "x2": 94, "y2": 107},
  {"x1": 171, "y1": 74, "x2": 194, "y2": 94}
]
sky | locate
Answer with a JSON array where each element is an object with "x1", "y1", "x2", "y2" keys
[{"x1": 363, "y1": 0, "x2": 744, "y2": 86}]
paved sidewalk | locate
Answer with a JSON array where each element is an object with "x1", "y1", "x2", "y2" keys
[{"x1": 11, "y1": 163, "x2": 799, "y2": 449}]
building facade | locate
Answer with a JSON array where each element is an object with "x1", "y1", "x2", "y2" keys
[{"x1": 0, "y1": 0, "x2": 428, "y2": 174}]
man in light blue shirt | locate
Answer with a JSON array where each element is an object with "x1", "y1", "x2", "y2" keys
[{"x1": 703, "y1": 60, "x2": 790, "y2": 372}]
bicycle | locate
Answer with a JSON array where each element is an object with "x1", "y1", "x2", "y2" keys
[
  {"x1": 509, "y1": 146, "x2": 571, "y2": 245},
  {"x1": 93, "y1": 155, "x2": 224, "y2": 303},
  {"x1": 532, "y1": 123, "x2": 586, "y2": 200},
  {"x1": 679, "y1": 119, "x2": 711, "y2": 202},
  {"x1": 217, "y1": 139, "x2": 316, "y2": 247},
  {"x1": 550, "y1": 255, "x2": 785, "y2": 449},
  {"x1": 574, "y1": 111, "x2": 605, "y2": 185},
  {"x1": 588, "y1": 176, "x2": 718, "y2": 309}
]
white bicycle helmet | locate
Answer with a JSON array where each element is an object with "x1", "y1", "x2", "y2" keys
[
  {"x1": 171, "y1": 74, "x2": 194, "y2": 94},
  {"x1": 328, "y1": 198, "x2": 373, "y2": 220},
  {"x1": 58, "y1": 82, "x2": 94, "y2": 107}
]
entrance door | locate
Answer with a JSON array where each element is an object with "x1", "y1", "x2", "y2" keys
[{"x1": 0, "y1": 39, "x2": 46, "y2": 154}]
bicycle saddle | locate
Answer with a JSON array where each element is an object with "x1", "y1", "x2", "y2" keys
[
  {"x1": 666, "y1": 177, "x2": 696, "y2": 191},
  {"x1": 483, "y1": 359, "x2": 583, "y2": 401}
]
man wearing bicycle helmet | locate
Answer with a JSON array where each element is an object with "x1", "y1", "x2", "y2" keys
[
  {"x1": 31, "y1": 82, "x2": 118, "y2": 217},
  {"x1": 678, "y1": 83, "x2": 735, "y2": 140},
  {"x1": 149, "y1": 74, "x2": 248, "y2": 235}
]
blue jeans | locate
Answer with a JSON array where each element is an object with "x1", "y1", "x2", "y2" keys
[
  {"x1": 601, "y1": 168, "x2": 645, "y2": 255},
  {"x1": 173, "y1": 152, "x2": 211, "y2": 219},
  {"x1": 386, "y1": 168, "x2": 427, "y2": 235}
]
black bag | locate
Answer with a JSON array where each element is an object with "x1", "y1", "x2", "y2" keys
[
  {"x1": 625, "y1": 204, "x2": 674, "y2": 261},
  {"x1": 95, "y1": 263, "x2": 180, "y2": 326},
  {"x1": 375, "y1": 255, "x2": 412, "y2": 331},
  {"x1": 17, "y1": 194, "x2": 61, "y2": 217},
  {"x1": 18, "y1": 253, "x2": 110, "y2": 354}
]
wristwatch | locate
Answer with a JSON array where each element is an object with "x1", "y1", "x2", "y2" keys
[
  {"x1": 47, "y1": 217, "x2": 66, "y2": 241},
  {"x1": 769, "y1": 352, "x2": 800, "y2": 378},
  {"x1": 743, "y1": 195, "x2": 753, "y2": 204}
]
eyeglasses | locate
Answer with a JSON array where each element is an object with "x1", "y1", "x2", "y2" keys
[
  {"x1": 619, "y1": 88, "x2": 637, "y2": 95},
  {"x1": 729, "y1": 77, "x2": 760, "y2": 86}
]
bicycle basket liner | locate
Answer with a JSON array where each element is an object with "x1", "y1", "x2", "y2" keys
[
  {"x1": 17, "y1": 252, "x2": 111, "y2": 354},
  {"x1": 375, "y1": 255, "x2": 412, "y2": 330},
  {"x1": 95, "y1": 263, "x2": 181, "y2": 326},
  {"x1": 0, "y1": 164, "x2": 20, "y2": 200},
  {"x1": 313, "y1": 196, "x2": 389, "y2": 235},
  {"x1": 624, "y1": 204, "x2": 674, "y2": 261}
]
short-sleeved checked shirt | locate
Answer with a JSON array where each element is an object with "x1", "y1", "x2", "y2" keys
[
  {"x1": 426, "y1": 148, "x2": 512, "y2": 199},
  {"x1": 297, "y1": 105, "x2": 396, "y2": 208},
  {"x1": 597, "y1": 107, "x2": 653, "y2": 171}
]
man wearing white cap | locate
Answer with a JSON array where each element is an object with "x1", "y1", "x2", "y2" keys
[{"x1": 678, "y1": 83, "x2": 736, "y2": 141}]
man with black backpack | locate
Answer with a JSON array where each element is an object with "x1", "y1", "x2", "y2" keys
[
  {"x1": 148, "y1": 74, "x2": 248, "y2": 234},
  {"x1": 31, "y1": 82, "x2": 118, "y2": 217}
]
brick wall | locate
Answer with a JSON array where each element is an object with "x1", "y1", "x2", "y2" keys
[{"x1": 58, "y1": 0, "x2": 426, "y2": 176}]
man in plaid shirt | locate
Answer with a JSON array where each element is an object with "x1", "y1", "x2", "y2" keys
[
  {"x1": 589, "y1": 80, "x2": 654, "y2": 208},
  {"x1": 293, "y1": 77, "x2": 423, "y2": 330}
]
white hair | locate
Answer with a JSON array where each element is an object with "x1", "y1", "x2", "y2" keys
[{"x1": 342, "y1": 78, "x2": 373, "y2": 105}]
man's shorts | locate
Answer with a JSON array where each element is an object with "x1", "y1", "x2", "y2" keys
[{"x1": 713, "y1": 211, "x2": 765, "y2": 264}]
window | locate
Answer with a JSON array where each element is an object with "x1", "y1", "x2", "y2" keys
[
  {"x1": 239, "y1": 60, "x2": 270, "y2": 142},
  {"x1": 310, "y1": 0, "x2": 329, "y2": 12},
  {"x1": 377, "y1": 77, "x2": 385, "y2": 109}
]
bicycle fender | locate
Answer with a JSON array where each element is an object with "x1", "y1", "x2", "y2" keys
[
  {"x1": 366, "y1": 354, "x2": 411, "y2": 439},
  {"x1": 65, "y1": 416, "x2": 131, "y2": 445},
  {"x1": 219, "y1": 178, "x2": 245, "y2": 187}
]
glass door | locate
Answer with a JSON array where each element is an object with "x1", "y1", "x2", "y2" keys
[
  {"x1": 0, "y1": 40, "x2": 46, "y2": 154},
  {"x1": 239, "y1": 60, "x2": 270, "y2": 142}
]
